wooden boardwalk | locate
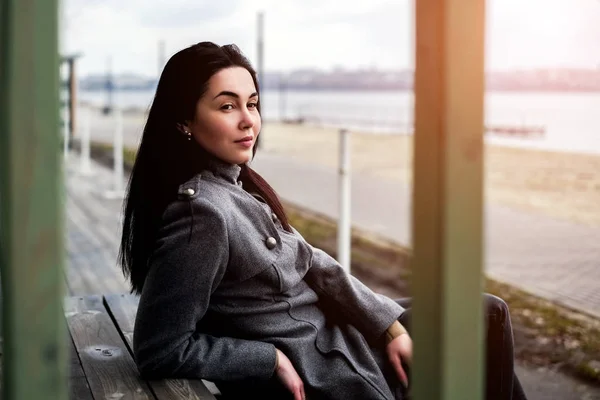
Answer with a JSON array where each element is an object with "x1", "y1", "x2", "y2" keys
[{"x1": 64, "y1": 153, "x2": 129, "y2": 295}]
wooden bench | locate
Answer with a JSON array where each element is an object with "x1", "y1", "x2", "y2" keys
[{"x1": 66, "y1": 294, "x2": 220, "y2": 399}]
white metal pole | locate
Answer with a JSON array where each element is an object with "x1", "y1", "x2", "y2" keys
[
  {"x1": 337, "y1": 128, "x2": 351, "y2": 272},
  {"x1": 62, "y1": 106, "x2": 69, "y2": 160},
  {"x1": 80, "y1": 107, "x2": 92, "y2": 175},
  {"x1": 113, "y1": 107, "x2": 124, "y2": 194}
]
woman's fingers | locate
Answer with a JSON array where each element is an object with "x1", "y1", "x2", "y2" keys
[
  {"x1": 292, "y1": 380, "x2": 304, "y2": 400},
  {"x1": 275, "y1": 349, "x2": 305, "y2": 399},
  {"x1": 398, "y1": 334, "x2": 413, "y2": 365},
  {"x1": 386, "y1": 333, "x2": 413, "y2": 389},
  {"x1": 285, "y1": 370, "x2": 304, "y2": 400},
  {"x1": 295, "y1": 385, "x2": 305, "y2": 400},
  {"x1": 390, "y1": 353, "x2": 409, "y2": 388}
]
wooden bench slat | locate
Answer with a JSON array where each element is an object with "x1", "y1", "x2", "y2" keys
[
  {"x1": 65, "y1": 295, "x2": 156, "y2": 400},
  {"x1": 69, "y1": 375, "x2": 94, "y2": 400},
  {"x1": 104, "y1": 294, "x2": 218, "y2": 400},
  {"x1": 102, "y1": 294, "x2": 138, "y2": 353},
  {"x1": 69, "y1": 333, "x2": 86, "y2": 378},
  {"x1": 68, "y1": 334, "x2": 94, "y2": 400}
]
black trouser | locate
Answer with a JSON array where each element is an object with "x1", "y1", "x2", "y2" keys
[{"x1": 394, "y1": 294, "x2": 528, "y2": 400}]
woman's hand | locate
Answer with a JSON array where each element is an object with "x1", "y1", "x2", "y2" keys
[
  {"x1": 275, "y1": 348, "x2": 305, "y2": 400},
  {"x1": 386, "y1": 332, "x2": 413, "y2": 388}
]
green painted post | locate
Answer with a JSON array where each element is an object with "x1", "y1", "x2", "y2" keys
[
  {"x1": 411, "y1": 0, "x2": 486, "y2": 399},
  {"x1": 0, "y1": 1, "x2": 67, "y2": 399}
]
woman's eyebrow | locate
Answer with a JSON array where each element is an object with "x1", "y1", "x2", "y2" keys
[{"x1": 213, "y1": 91, "x2": 258, "y2": 100}]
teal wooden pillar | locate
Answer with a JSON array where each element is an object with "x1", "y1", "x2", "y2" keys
[
  {"x1": 411, "y1": 0, "x2": 486, "y2": 398},
  {"x1": 0, "y1": 1, "x2": 67, "y2": 399}
]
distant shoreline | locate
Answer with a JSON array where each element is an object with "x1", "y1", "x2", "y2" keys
[
  {"x1": 75, "y1": 67, "x2": 600, "y2": 93},
  {"x1": 77, "y1": 86, "x2": 600, "y2": 94}
]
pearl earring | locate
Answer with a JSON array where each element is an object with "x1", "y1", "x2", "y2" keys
[{"x1": 185, "y1": 131, "x2": 191, "y2": 141}]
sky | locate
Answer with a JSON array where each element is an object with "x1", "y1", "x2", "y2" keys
[{"x1": 62, "y1": 0, "x2": 600, "y2": 77}]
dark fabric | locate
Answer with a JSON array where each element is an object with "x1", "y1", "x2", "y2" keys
[
  {"x1": 393, "y1": 295, "x2": 528, "y2": 400},
  {"x1": 216, "y1": 376, "x2": 293, "y2": 399}
]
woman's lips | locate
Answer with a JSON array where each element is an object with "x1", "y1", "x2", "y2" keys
[{"x1": 235, "y1": 136, "x2": 253, "y2": 148}]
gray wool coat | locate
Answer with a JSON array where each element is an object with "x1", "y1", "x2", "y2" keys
[{"x1": 133, "y1": 157, "x2": 407, "y2": 400}]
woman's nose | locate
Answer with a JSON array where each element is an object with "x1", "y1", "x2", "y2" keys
[{"x1": 239, "y1": 108, "x2": 255, "y2": 129}]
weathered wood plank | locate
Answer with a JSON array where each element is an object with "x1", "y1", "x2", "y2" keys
[
  {"x1": 65, "y1": 296, "x2": 155, "y2": 399},
  {"x1": 65, "y1": 189, "x2": 129, "y2": 296},
  {"x1": 0, "y1": 1, "x2": 67, "y2": 399},
  {"x1": 411, "y1": 0, "x2": 486, "y2": 398},
  {"x1": 68, "y1": 337, "x2": 93, "y2": 400},
  {"x1": 66, "y1": 177, "x2": 122, "y2": 251},
  {"x1": 104, "y1": 294, "x2": 218, "y2": 400},
  {"x1": 69, "y1": 335, "x2": 85, "y2": 378}
]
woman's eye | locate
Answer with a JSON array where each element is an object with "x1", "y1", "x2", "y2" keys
[
  {"x1": 221, "y1": 104, "x2": 234, "y2": 110},
  {"x1": 248, "y1": 102, "x2": 258, "y2": 109}
]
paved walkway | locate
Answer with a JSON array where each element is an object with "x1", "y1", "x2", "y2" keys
[{"x1": 252, "y1": 152, "x2": 600, "y2": 319}]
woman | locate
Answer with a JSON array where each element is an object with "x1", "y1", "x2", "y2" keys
[{"x1": 119, "y1": 41, "x2": 527, "y2": 400}]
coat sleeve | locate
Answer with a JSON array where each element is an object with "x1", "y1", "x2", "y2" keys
[
  {"x1": 133, "y1": 196, "x2": 278, "y2": 381},
  {"x1": 303, "y1": 244, "x2": 405, "y2": 343}
]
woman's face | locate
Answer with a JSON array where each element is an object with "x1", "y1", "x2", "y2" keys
[{"x1": 185, "y1": 66, "x2": 261, "y2": 165}]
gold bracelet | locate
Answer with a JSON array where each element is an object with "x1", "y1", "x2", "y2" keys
[{"x1": 385, "y1": 321, "x2": 408, "y2": 344}]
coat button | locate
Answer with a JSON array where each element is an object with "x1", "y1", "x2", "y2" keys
[
  {"x1": 271, "y1": 213, "x2": 278, "y2": 222},
  {"x1": 265, "y1": 237, "x2": 277, "y2": 249},
  {"x1": 183, "y1": 188, "x2": 195, "y2": 196}
]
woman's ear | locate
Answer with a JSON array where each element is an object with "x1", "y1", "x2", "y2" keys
[
  {"x1": 176, "y1": 122, "x2": 193, "y2": 141},
  {"x1": 176, "y1": 122, "x2": 190, "y2": 134}
]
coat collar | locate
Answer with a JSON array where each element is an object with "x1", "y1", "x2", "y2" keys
[
  {"x1": 177, "y1": 154, "x2": 243, "y2": 199},
  {"x1": 204, "y1": 156, "x2": 242, "y2": 185}
]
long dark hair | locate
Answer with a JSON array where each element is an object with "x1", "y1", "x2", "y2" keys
[{"x1": 119, "y1": 42, "x2": 291, "y2": 295}]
